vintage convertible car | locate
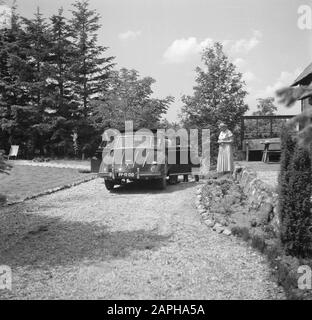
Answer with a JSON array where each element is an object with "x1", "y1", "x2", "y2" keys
[{"x1": 91, "y1": 130, "x2": 200, "y2": 191}]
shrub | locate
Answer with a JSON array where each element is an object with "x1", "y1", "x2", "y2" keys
[
  {"x1": 278, "y1": 126, "x2": 295, "y2": 245},
  {"x1": 265, "y1": 239, "x2": 283, "y2": 262},
  {"x1": 279, "y1": 140, "x2": 312, "y2": 258},
  {"x1": 278, "y1": 125, "x2": 296, "y2": 196}
]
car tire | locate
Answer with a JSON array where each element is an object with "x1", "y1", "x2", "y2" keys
[
  {"x1": 168, "y1": 175, "x2": 178, "y2": 185},
  {"x1": 195, "y1": 175, "x2": 199, "y2": 182},
  {"x1": 104, "y1": 179, "x2": 115, "y2": 191},
  {"x1": 157, "y1": 176, "x2": 167, "y2": 190}
]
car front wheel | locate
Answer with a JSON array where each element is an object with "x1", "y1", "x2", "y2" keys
[
  {"x1": 104, "y1": 179, "x2": 115, "y2": 191},
  {"x1": 169, "y1": 175, "x2": 178, "y2": 184},
  {"x1": 157, "y1": 176, "x2": 167, "y2": 190}
]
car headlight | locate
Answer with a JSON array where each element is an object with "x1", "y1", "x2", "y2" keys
[{"x1": 150, "y1": 162, "x2": 158, "y2": 172}]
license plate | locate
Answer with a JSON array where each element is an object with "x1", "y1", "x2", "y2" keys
[{"x1": 117, "y1": 172, "x2": 135, "y2": 178}]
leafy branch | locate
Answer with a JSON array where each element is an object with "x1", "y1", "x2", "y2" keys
[{"x1": 276, "y1": 85, "x2": 312, "y2": 146}]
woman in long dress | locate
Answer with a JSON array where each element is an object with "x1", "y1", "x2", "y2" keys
[{"x1": 217, "y1": 123, "x2": 234, "y2": 174}]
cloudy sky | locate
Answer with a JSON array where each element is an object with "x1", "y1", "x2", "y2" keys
[{"x1": 1, "y1": 0, "x2": 311, "y2": 121}]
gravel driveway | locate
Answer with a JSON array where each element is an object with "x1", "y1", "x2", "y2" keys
[{"x1": 0, "y1": 178, "x2": 284, "y2": 299}]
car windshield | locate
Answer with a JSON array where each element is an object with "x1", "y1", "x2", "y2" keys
[{"x1": 114, "y1": 135, "x2": 156, "y2": 149}]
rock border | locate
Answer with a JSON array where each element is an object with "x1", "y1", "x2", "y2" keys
[
  {"x1": 233, "y1": 165, "x2": 280, "y2": 235},
  {"x1": 196, "y1": 166, "x2": 312, "y2": 300},
  {"x1": 1, "y1": 174, "x2": 97, "y2": 207},
  {"x1": 196, "y1": 165, "x2": 281, "y2": 237},
  {"x1": 195, "y1": 184, "x2": 232, "y2": 236}
]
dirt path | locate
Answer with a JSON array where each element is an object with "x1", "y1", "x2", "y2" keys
[{"x1": 0, "y1": 179, "x2": 284, "y2": 299}]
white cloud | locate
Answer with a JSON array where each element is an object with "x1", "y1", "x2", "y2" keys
[
  {"x1": 224, "y1": 30, "x2": 263, "y2": 55},
  {"x1": 242, "y1": 71, "x2": 256, "y2": 83},
  {"x1": 233, "y1": 58, "x2": 246, "y2": 69},
  {"x1": 246, "y1": 68, "x2": 302, "y2": 114},
  {"x1": 163, "y1": 30, "x2": 263, "y2": 64},
  {"x1": 260, "y1": 68, "x2": 301, "y2": 97},
  {"x1": 118, "y1": 30, "x2": 142, "y2": 41},
  {"x1": 163, "y1": 37, "x2": 213, "y2": 64}
]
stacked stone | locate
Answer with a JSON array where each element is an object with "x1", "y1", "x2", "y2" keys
[{"x1": 195, "y1": 185, "x2": 232, "y2": 236}]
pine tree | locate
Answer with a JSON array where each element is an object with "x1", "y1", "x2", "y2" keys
[
  {"x1": 46, "y1": 8, "x2": 78, "y2": 156},
  {"x1": 0, "y1": 4, "x2": 32, "y2": 151},
  {"x1": 16, "y1": 8, "x2": 54, "y2": 155},
  {"x1": 49, "y1": 8, "x2": 76, "y2": 117},
  {"x1": 21, "y1": 8, "x2": 52, "y2": 114},
  {"x1": 69, "y1": 0, "x2": 115, "y2": 117},
  {"x1": 0, "y1": 6, "x2": 16, "y2": 119}
]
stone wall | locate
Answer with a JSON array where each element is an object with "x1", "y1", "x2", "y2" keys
[{"x1": 233, "y1": 165, "x2": 280, "y2": 235}]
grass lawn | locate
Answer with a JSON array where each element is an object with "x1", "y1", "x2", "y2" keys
[
  {"x1": 0, "y1": 165, "x2": 95, "y2": 203},
  {"x1": 35, "y1": 159, "x2": 90, "y2": 167}
]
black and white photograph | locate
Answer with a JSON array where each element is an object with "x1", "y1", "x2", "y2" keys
[{"x1": 0, "y1": 0, "x2": 312, "y2": 304}]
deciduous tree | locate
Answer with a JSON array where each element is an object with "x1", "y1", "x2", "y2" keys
[
  {"x1": 252, "y1": 97, "x2": 277, "y2": 116},
  {"x1": 91, "y1": 68, "x2": 173, "y2": 130},
  {"x1": 180, "y1": 42, "x2": 248, "y2": 159}
]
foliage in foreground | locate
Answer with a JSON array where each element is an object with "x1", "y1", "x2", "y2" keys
[{"x1": 276, "y1": 85, "x2": 312, "y2": 147}]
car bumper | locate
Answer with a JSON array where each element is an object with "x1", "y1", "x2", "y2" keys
[{"x1": 98, "y1": 172, "x2": 162, "y2": 180}]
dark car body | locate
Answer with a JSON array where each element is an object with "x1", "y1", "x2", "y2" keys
[{"x1": 91, "y1": 130, "x2": 200, "y2": 190}]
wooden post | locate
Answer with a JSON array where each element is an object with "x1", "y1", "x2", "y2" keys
[{"x1": 241, "y1": 117, "x2": 244, "y2": 150}]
